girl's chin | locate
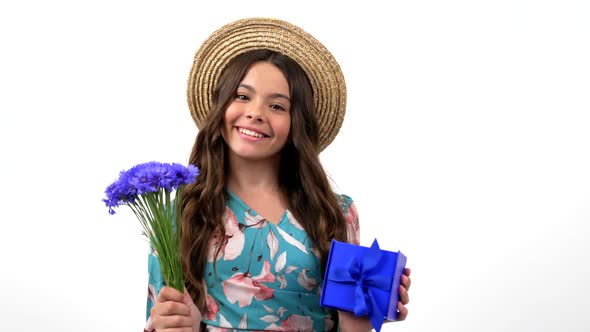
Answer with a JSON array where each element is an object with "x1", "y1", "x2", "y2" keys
[{"x1": 228, "y1": 149, "x2": 281, "y2": 162}]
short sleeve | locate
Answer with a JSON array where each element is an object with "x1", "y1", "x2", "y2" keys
[
  {"x1": 339, "y1": 194, "x2": 360, "y2": 245},
  {"x1": 144, "y1": 246, "x2": 165, "y2": 331},
  {"x1": 336, "y1": 195, "x2": 361, "y2": 332}
]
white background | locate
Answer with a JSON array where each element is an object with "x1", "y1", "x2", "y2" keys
[{"x1": 1, "y1": 1, "x2": 589, "y2": 331}]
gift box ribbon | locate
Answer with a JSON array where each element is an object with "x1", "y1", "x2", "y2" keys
[{"x1": 328, "y1": 239, "x2": 391, "y2": 332}]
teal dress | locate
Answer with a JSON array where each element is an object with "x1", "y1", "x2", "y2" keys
[{"x1": 144, "y1": 191, "x2": 360, "y2": 332}]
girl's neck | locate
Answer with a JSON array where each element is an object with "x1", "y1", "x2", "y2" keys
[{"x1": 226, "y1": 153, "x2": 281, "y2": 194}]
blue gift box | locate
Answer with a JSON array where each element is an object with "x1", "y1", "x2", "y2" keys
[{"x1": 320, "y1": 239, "x2": 407, "y2": 332}]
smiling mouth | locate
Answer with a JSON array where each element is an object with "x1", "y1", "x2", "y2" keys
[{"x1": 237, "y1": 127, "x2": 269, "y2": 138}]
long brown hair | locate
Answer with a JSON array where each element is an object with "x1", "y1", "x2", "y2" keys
[{"x1": 181, "y1": 49, "x2": 348, "y2": 312}]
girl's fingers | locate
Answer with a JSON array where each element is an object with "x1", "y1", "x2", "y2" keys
[
  {"x1": 152, "y1": 300, "x2": 192, "y2": 317},
  {"x1": 183, "y1": 292, "x2": 203, "y2": 324},
  {"x1": 401, "y1": 274, "x2": 411, "y2": 291},
  {"x1": 150, "y1": 308, "x2": 194, "y2": 330},
  {"x1": 399, "y1": 284, "x2": 410, "y2": 305},
  {"x1": 157, "y1": 286, "x2": 186, "y2": 303},
  {"x1": 404, "y1": 267, "x2": 411, "y2": 277},
  {"x1": 397, "y1": 301, "x2": 408, "y2": 321},
  {"x1": 397, "y1": 269, "x2": 411, "y2": 321},
  {"x1": 156, "y1": 327, "x2": 193, "y2": 332}
]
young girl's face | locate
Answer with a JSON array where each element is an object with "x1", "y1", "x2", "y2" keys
[{"x1": 222, "y1": 61, "x2": 291, "y2": 162}]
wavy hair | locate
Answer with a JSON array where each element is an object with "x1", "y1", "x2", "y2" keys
[{"x1": 181, "y1": 49, "x2": 348, "y2": 313}]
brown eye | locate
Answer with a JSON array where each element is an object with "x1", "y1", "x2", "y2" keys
[{"x1": 271, "y1": 104, "x2": 286, "y2": 111}]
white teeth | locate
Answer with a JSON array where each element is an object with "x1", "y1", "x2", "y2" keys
[{"x1": 239, "y1": 128, "x2": 264, "y2": 138}]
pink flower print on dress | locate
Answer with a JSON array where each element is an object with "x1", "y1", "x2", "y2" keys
[
  {"x1": 205, "y1": 293, "x2": 220, "y2": 321},
  {"x1": 222, "y1": 260, "x2": 276, "y2": 307},
  {"x1": 297, "y1": 268, "x2": 318, "y2": 291},
  {"x1": 344, "y1": 202, "x2": 360, "y2": 245},
  {"x1": 147, "y1": 284, "x2": 156, "y2": 305},
  {"x1": 281, "y1": 314, "x2": 313, "y2": 332},
  {"x1": 208, "y1": 207, "x2": 245, "y2": 262}
]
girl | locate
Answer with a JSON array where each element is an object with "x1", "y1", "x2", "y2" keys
[{"x1": 145, "y1": 18, "x2": 411, "y2": 332}]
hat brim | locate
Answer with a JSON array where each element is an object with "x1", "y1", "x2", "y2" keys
[{"x1": 187, "y1": 17, "x2": 347, "y2": 152}]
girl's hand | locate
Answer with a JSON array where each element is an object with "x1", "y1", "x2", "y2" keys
[
  {"x1": 338, "y1": 267, "x2": 412, "y2": 332},
  {"x1": 396, "y1": 267, "x2": 411, "y2": 321},
  {"x1": 150, "y1": 286, "x2": 202, "y2": 332}
]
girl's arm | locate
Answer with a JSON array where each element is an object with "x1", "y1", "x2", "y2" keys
[{"x1": 337, "y1": 197, "x2": 412, "y2": 331}]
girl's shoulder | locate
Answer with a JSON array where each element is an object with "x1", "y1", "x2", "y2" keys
[
  {"x1": 336, "y1": 193, "x2": 355, "y2": 214},
  {"x1": 336, "y1": 193, "x2": 360, "y2": 244}
]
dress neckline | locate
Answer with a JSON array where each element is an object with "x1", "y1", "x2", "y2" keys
[{"x1": 225, "y1": 188, "x2": 290, "y2": 226}]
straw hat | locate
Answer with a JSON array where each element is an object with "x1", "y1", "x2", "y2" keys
[{"x1": 187, "y1": 17, "x2": 347, "y2": 151}]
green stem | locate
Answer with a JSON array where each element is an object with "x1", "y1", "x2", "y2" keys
[{"x1": 128, "y1": 190, "x2": 184, "y2": 292}]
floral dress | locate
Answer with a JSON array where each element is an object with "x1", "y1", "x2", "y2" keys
[{"x1": 144, "y1": 191, "x2": 360, "y2": 332}]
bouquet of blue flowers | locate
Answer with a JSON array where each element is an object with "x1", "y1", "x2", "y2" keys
[{"x1": 103, "y1": 161, "x2": 199, "y2": 292}]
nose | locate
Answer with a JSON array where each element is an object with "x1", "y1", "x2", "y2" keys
[
  {"x1": 245, "y1": 101, "x2": 265, "y2": 122},
  {"x1": 246, "y1": 113, "x2": 263, "y2": 122}
]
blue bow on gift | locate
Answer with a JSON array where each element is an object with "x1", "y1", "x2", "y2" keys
[{"x1": 328, "y1": 239, "x2": 391, "y2": 332}]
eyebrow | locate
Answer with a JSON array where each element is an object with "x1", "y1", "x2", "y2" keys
[{"x1": 238, "y1": 83, "x2": 291, "y2": 102}]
